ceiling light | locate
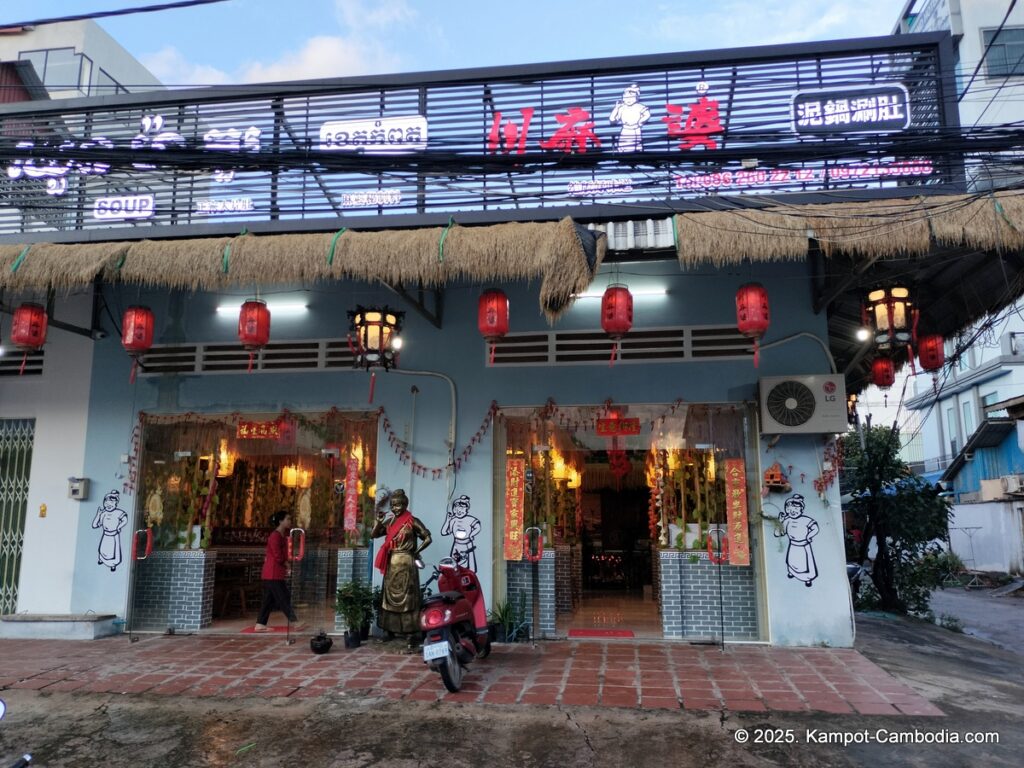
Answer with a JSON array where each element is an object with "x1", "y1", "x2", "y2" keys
[
  {"x1": 216, "y1": 301, "x2": 308, "y2": 316},
  {"x1": 856, "y1": 327, "x2": 871, "y2": 342},
  {"x1": 574, "y1": 288, "x2": 667, "y2": 299}
]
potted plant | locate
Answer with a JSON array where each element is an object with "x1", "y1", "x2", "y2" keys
[
  {"x1": 335, "y1": 580, "x2": 373, "y2": 648},
  {"x1": 487, "y1": 590, "x2": 528, "y2": 643}
]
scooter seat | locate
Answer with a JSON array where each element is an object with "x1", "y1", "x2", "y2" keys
[{"x1": 424, "y1": 591, "x2": 464, "y2": 605}]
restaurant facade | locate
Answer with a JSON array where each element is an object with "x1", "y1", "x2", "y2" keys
[{"x1": 0, "y1": 31, "x2": 974, "y2": 646}]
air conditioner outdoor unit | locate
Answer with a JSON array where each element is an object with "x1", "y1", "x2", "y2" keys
[
  {"x1": 759, "y1": 375, "x2": 848, "y2": 434},
  {"x1": 1000, "y1": 474, "x2": 1024, "y2": 494}
]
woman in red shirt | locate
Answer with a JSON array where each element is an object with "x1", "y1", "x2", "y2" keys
[{"x1": 254, "y1": 510, "x2": 304, "y2": 631}]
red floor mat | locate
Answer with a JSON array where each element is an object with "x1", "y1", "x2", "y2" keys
[{"x1": 568, "y1": 629, "x2": 635, "y2": 638}]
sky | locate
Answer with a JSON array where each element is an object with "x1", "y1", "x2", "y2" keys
[{"x1": 0, "y1": 0, "x2": 907, "y2": 86}]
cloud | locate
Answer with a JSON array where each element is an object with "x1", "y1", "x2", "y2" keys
[
  {"x1": 141, "y1": 46, "x2": 232, "y2": 86},
  {"x1": 240, "y1": 35, "x2": 401, "y2": 82},
  {"x1": 648, "y1": 0, "x2": 894, "y2": 49},
  {"x1": 142, "y1": 35, "x2": 403, "y2": 88},
  {"x1": 334, "y1": 0, "x2": 416, "y2": 29}
]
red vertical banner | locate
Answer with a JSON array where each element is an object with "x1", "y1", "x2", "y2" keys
[
  {"x1": 343, "y1": 457, "x2": 359, "y2": 531},
  {"x1": 504, "y1": 458, "x2": 526, "y2": 561},
  {"x1": 724, "y1": 458, "x2": 750, "y2": 566}
]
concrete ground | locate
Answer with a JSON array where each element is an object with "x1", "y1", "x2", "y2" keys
[
  {"x1": 928, "y1": 586, "x2": 1024, "y2": 653},
  {"x1": 0, "y1": 612, "x2": 1020, "y2": 767}
]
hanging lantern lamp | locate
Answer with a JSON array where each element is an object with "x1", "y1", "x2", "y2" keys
[
  {"x1": 601, "y1": 284, "x2": 633, "y2": 366},
  {"x1": 347, "y1": 306, "x2": 404, "y2": 403},
  {"x1": 865, "y1": 286, "x2": 913, "y2": 350},
  {"x1": 735, "y1": 282, "x2": 770, "y2": 367},
  {"x1": 121, "y1": 306, "x2": 155, "y2": 383},
  {"x1": 871, "y1": 356, "x2": 896, "y2": 389},
  {"x1": 10, "y1": 302, "x2": 48, "y2": 376},
  {"x1": 238, "y1": 299, "x2": 271, "y2": 373},
  {"x1": 917, "y1": 334, "x2": 944, "y2": 373},
  {"x1": 477, "y1": 289, "x2": 509, "y2": 366}
]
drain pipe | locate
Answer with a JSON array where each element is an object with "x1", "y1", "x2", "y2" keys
[{"x1": 387, "y1": 369, "x2": 458, "y2": 504}]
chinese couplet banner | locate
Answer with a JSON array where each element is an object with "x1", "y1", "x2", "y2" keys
[
  {"x1": 236, "y1": 419, "x2": 281, "y2": 439},
  {"x1": 724, "y1": 458, "x2": 751, "y2": 566},
  {"x1": 595, "y1": 417, "x2": 642, "y2": 436},
  {"x1": 343, "y1": 457, "x2": 359, "y2": 531},
  {"x1": 504, "y1": 458, "x2": 526, "y2": 561}
]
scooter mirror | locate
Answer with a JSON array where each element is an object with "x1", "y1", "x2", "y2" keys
[{"x1": 415, "y1": 558, "x2": 425, "y2": 569}]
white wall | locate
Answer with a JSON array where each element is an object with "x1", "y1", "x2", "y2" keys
[
  {"x1": 890, "y1": 303, "x2": 1024, "y2": 471},
  {"x1": 0, "y1": 293, "x2": 96, "y2": 614},
  {"x1": 950, "y1": 501, "x2": 1024, "y2": 573},
  {"x1": 759, "y1": 435, "x2": 854, "y2": 647}
]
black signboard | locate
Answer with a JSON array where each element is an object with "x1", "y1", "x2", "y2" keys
[
  {"x1": 792, "y1": 85, "x2": 911, "y2": 135},
  {"x1": 0, "y1": 33, "x2": 959, "y2": 243}
]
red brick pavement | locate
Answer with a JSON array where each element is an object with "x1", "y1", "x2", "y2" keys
[{"x1": 0, "y1": 636, "x2": 942, "y2": 716}]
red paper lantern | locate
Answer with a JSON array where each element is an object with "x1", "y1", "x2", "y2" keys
[
  {"x1": 10, "y1": 303, "x2": 47, "y2": 376},
  {"x1": 11, "y1": 303, "x2": 47, "y2": 349},
  {"x1": 917, "y1": 334, "x2": 944, "y2": 372},
  {"x1": 122, "y1": 307, "x2": 155, "y2": 354},
  {"x1": 871, "y1": 357, "x2": 896, "y2": 389},
  {"x1": 736, "y1": 282, "x2": 770, "y2": 367},
  {"x1": 122, "y1": 306, "x2": 155, "y2": 384},
  {"x1": 478, "y1": 289, "x2": 509, "y2": 366},
  {"x1": 601, "y1": 284, "x2": 633, "y2": 366},
  {"x1": 238, "y1": 300, "x2": 270, "y2": 372}
]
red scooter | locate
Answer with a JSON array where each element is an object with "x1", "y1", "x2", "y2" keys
[{"x1": 419, "y1": 557, "x2": 490, "y2": 692}]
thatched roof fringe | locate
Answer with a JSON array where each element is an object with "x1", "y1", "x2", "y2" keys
[
  {"x1": 674, "y1": 210, "x2": 808, "y2": 267},
  {"x1": 0, "y1": 217, "x2": 604, "y2": 322}
]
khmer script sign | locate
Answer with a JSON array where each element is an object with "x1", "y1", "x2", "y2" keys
[{"x1": 318, "y1": 115, "x2": 428, "y2": 153}]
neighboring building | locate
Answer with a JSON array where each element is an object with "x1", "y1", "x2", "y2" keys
[
  {"x1": 0, "y1": 31, "x2": 1008, "y2": 647},
  {"x1": 879, "y1": 2, "x2": 1024, "y2": 573},
  {"x1": 0, "y1": 20, "x2": 161, "y2": 98},
  {"x1": 896, "y1": 0, "x2": 1024, "y2": 189}
]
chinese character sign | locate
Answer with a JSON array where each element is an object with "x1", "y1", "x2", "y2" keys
[
  {"x1": 504, "y1": 459, "x2": 526, "y2": 561},
  {"x1": 343, "y1": 457, "x2": 360, "y2": 531},
  {"x1": 724, "y1": 458, "x2": 750, "y2": 566},
  {"x1": 236, "y1": 419, "x2": 282, "y2": 439},
  {"x1": 663, "y1": 82, "x2": 724, "y2": 150},
  {"x1": 793, "y1": 86, "x2": 910, "y2": 135},
  {"x1": 487, "y1": 108, "x2": 534, "y2": 155},
  {"x1": 595, "y1": 417, "x2": 642, "y2": 436},
  {"x1": 539, "y1": 107, "x2": 602, "y2": 153}
]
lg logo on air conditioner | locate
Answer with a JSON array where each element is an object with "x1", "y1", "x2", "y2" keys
[{"x1": 822, "y1": 380, "x2": 837, "y2": 401}]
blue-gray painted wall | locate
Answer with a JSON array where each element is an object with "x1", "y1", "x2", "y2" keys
[{"x1": 66, "y1": 257, "x2": 852, "y2": 645}]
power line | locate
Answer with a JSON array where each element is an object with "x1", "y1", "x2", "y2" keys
[
  {"x1": 959, "y1": 0, "x2": 1019, "y2": 102},
  {"x1": 0, "y1": 0, "x2": 231, "y2": 28}
]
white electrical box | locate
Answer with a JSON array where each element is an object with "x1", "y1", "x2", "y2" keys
[{"x1": 68, "y1": 477, "x2": 90, "y2": 501}]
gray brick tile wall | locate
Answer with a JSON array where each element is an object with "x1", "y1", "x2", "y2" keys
[{"x1": 658, "y1": 551, "x2": 760, "y2": 641}]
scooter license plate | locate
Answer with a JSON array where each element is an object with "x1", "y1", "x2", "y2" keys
[{"x1": 423, "y1": 640, "x2": 449, "y2": 662}]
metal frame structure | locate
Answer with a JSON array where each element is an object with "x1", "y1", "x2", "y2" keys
[{"x1": 0, "y1": 32, "x2": 962, "y2": 244}]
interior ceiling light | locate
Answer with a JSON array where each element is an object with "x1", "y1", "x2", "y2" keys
[
  {"x1": 216, "y1": 301, "x2": 308, "y2": 316},
  {"x1": 574, "y1": 288, "x2": 667, "y2": 299}
]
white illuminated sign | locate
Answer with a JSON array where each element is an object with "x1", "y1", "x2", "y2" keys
[
  {"x1": 204, "y1": 126, "x2": 261, "y2": 182},
  {"x1": 792, "y1": 85, "x2": 910, "y2": 135},
  {"x1": 340, "y1": 190, "x2": 402, "y2": 207},
  {"x1": 6, "y1": 138, "x2": 113, "y2": 196},
  {"x1": 567, "y1": 178, "x2": 634, "y2": 196},
  {"x1": 194, "y1": 198, "x2": 255, "y2": 215},
  {"x1": 319, "y1": 115, "x2": 428, "y2": 154},
  {"x1": 93, "y1": 195, "x2": 155, "y2": 220},
  {"x1": 131, "y1": 114, "x2": 185, "y2": 169}
]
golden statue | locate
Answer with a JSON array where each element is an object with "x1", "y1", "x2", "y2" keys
[{"x1": 371, "y1": 489, "x2": 432, "y2": 636}]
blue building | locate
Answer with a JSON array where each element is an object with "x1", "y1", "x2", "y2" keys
[{"x1": 0, "y1": 31, "x2": 1008, "y2": 646}]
